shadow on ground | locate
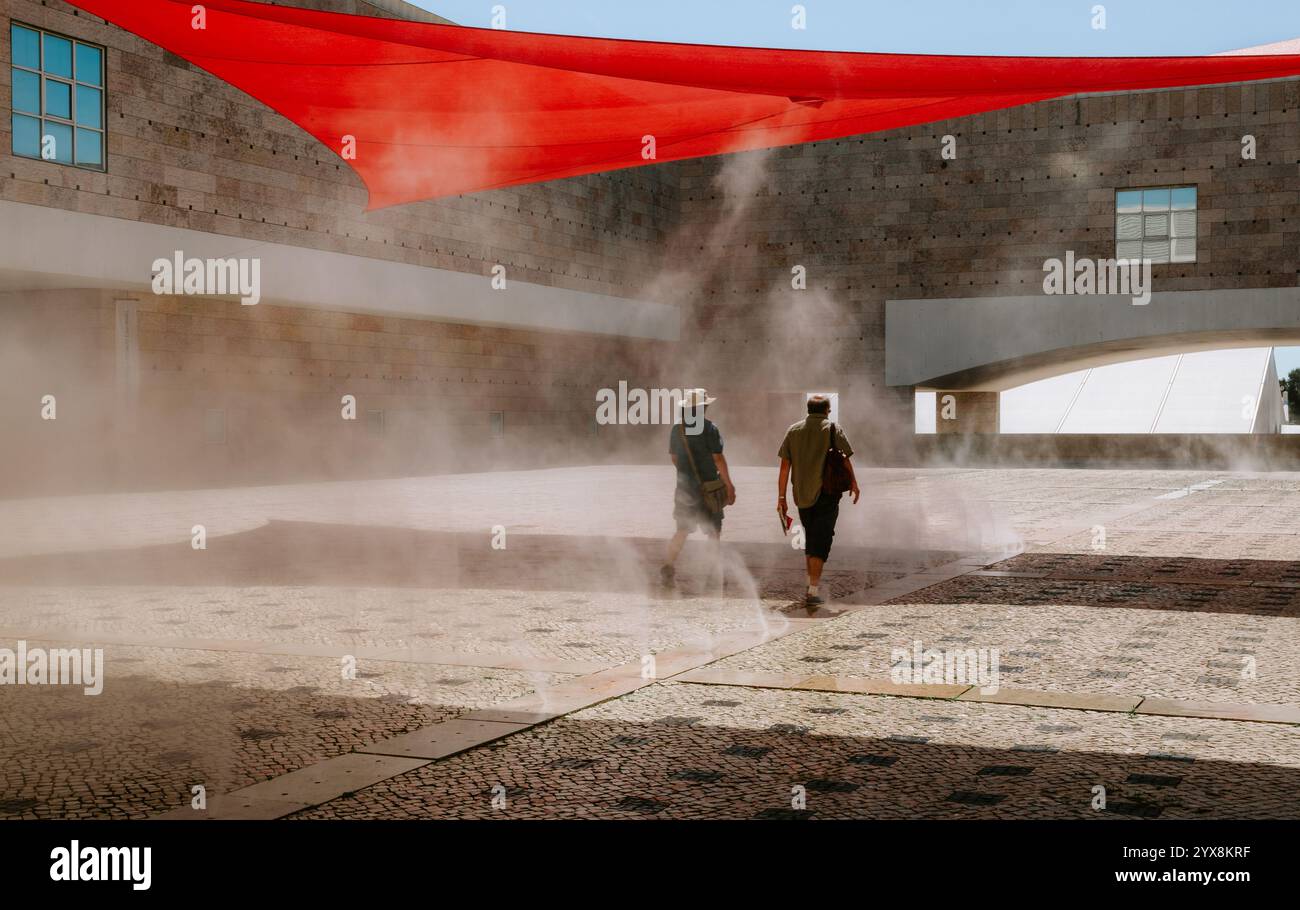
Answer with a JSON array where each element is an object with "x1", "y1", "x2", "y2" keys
[
  {"x1": 0, "y1": 662, "x2": 517, "y2": 820},
  {"x1": 287, "y1": 713, "x2": 1300, "y2": 821},
  {"x1": 912, "y1": 553, "x2": 1300, "y2": 618}
]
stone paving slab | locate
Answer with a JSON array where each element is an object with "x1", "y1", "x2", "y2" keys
[
  {"x1": 153, "y1": 794, "x2": 313, "y2": 821},
  {"x1": 674, "y1": 668, "x2": 813, "y2": 689},
  {"x1": 359, "y1": 719, "x2": 528, "y2": 761},
  {"x1": 960, "y1": 687, "x2": 1143, "y2": 714},
  {"x1": 796, "y1": 676, "x2": 971, "y2": 699},
  {"x1": 1136, "y1": 698, "x2": 1300, "y2": 725},
  {"x1": 461, "y1": 707, "x2": 571, "y2": 725},
  {"x1": 233, "y1": 753, "x2": 429, "y2": 807}
]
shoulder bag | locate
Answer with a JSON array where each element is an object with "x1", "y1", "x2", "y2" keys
[
  {"x1": 680, "y1": 424, "x2": 728, "y2": 515},
  {"x1": 822, "y1": 421, "x2": 853, "y2": 495}
]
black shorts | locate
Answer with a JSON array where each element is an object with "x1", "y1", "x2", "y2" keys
[{"x1": 797, "y1": 491, "x2": 841, "y2": 561}]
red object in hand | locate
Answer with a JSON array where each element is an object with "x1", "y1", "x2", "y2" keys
[{"x1": 778, "y1": 506, "x2": 793, "y2": 535}]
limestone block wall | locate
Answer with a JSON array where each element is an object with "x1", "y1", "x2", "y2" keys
[
  {"x1": 0, "y1": 0, "x2": 680, "y2": 493},
  {"x1": 668, "y1": 80, "x2": 1300, "y2": 461},
  {"x1": 0, "y1": 288, "x2": 672, "y2": 496}
]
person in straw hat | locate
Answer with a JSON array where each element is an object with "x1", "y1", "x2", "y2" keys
[{"x1": 661, "y1": 388, "x2": 735, "y2": 587}]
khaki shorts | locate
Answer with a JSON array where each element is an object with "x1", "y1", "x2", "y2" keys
[{"x1": 673, "y1": 486, "x2": 722, "y2": 534}]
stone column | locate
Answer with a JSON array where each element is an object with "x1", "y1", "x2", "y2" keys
[{"x1": 113, "y1": 296, "x2": 140, "y2": 409}]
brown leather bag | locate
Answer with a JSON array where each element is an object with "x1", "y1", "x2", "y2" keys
[
  {"x1": 679, "y1": 424, "x2": 728, "y2": 515},
  {"x1": 822, "y1": 421, "x2": 852, "y2": 495}
]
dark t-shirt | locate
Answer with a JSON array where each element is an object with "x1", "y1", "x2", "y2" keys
[{"x1": 669, "y1": 419, "x2": 723, "y2": 488}]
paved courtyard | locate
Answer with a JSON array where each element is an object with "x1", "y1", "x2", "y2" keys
[{"x1": 0, "y1": 466, "x2": 1297, "y2": 819}]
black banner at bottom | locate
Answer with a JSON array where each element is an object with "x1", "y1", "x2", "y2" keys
[{"x1": 1, "y1": 819, "x2": 1289, "y2": 895}]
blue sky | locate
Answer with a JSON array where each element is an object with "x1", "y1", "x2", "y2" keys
[
  {"x1": 411, "y1": 0, "x2": 1300, "y2": 54},
  {"x1": 409, "y1": 0, "x2": 1300, "y2": 378}
]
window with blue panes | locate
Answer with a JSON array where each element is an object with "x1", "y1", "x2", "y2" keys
[
  {"x1": 10, "y1": 23, "x2": 104, "y2": 170},
  {"x1": 1116, "y1": 186, "x2": 1196, "y2": 264}
]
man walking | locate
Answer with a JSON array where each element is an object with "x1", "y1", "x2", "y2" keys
[
  {"x1": 777, "y1": 395, "x2": 860, "y2": 606},
  {"x1": 661, "y1": 388, "x2": 735, "y2": 587}
]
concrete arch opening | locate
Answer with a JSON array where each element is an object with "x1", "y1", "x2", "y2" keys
[
  {"x1": 889, "y1": 287, "x2": 1300, "y2": 435},
  {"x1": 916, "y1": 347, "x2": 1287, "y2": 435}
]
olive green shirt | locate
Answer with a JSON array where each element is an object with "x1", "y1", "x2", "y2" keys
[{"x1": 778, "y1": 414, "x2": 854, "y2": 509}]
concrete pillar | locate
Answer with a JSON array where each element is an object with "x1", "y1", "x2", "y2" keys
[
  {"x1": 112, "y1": 296, "x2": 141, "y2": 485},
  {"x1": 934, "y1": 391, "x2": 999, "y2": 434},
  {"x1": 114, "y1": 296, "x2": 140, "y2": 413}
]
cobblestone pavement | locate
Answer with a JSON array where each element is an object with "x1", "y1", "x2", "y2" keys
[
  {"x1": 0, "y1": 585, "x2": 797, "y2": 669},
  {"x1": 294, "y1": 683, "x2": 1300, "y2": 820},
  {"x1": 0, "y1": 643, "x2": 570, "y2": 819},
  {"x1": 706, "y1": 603, "x2": 1300, "y2": 705},
  {"x1": 1, "y1": 467, "x2": 1298, "y2": 819}
]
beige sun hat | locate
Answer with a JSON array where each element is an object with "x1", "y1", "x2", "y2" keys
[{"x1": 677, "y1": 388, "x2": 717, "y2": 410}]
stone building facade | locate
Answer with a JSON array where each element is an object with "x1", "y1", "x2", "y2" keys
[
  {"x1": 0, "y1": 0, "x2": 681, "y2": 494},
  {"x1": 3, "y1": 0, "x2": 1299, "y2": 492},
  {"x1": 665, "y1": 79, "x2": 1300, "y2": 457}
]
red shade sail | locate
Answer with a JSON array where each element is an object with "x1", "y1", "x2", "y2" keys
[{"x1": 67, "y1": 0, "x2": 1300, "y2": 209}]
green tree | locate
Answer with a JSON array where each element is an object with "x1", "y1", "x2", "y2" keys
[{"x1": 1287, "y1": 368, "x2": 1300, "y2": 419}]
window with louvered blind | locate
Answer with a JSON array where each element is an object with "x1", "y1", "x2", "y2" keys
[{"x1": 1116, "y1": 187, "x2": 1196, "y2": 264}]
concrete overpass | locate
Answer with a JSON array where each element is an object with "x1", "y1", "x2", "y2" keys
[{"x1": 886, "y1": 287, "x2": 1300, "y2": 432}]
